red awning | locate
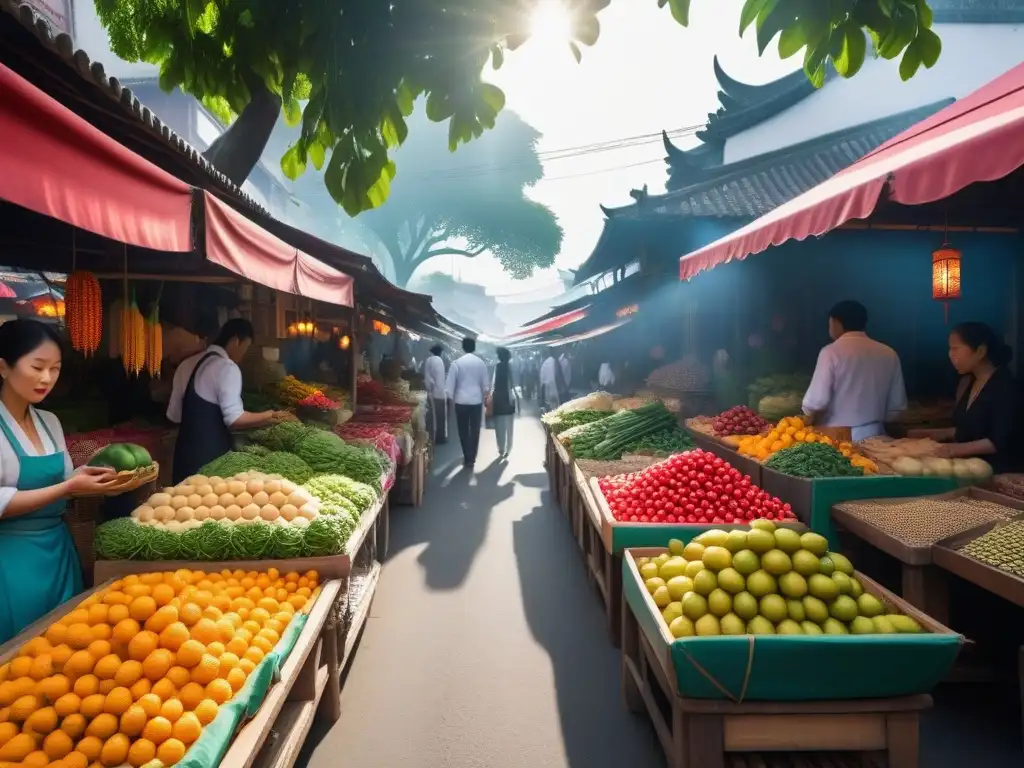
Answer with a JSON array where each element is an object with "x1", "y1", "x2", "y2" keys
[
  {"x1": 549, "y1": 318, "x2": 631, "y2": 347},
  {"x1": 679, "y1": 62, "x2": 1024, "y2": 281},
  {"x1": 506, "y1": 307, "x2": 589, "y2": 339},
  {"x1": 0, "y1": 62, "x2": 192, "y2": 252},
  {"x1": 204, "y1": 193, "x2": 353, "y2": 307}
]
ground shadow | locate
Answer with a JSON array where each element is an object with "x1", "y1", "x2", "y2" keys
[{"x1": 512, "y1": 501, "x2": 664, "y2": 767}]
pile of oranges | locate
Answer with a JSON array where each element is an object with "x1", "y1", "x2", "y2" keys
[
  {"x1": 0, "y1": 568, "x2": 321, "y2": 768},
  {"x1": 736, "y1": 417, "x2": 878, "y2": 473}
]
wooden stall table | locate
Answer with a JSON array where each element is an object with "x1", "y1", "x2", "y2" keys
[
  {"x1": 553, "y1": 438, "x2": 575, "y2": 532},
  {"x1": 620, "y1": 548, "x2": 961, "y2": 768}
]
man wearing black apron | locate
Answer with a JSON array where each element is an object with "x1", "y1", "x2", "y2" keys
[{"x1": 167, "y1": 319, "x2": 285, "y2": 483}]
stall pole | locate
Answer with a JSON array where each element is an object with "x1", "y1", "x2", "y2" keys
[{"x1": 350, "y1": 303, "x2": 360, "y2": 409}]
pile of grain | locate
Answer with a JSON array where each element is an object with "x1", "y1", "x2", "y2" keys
[
  {"x1": 834, "y1": 497, "x2": 1019, "y2": 547},
  {"x1": 989, "y1": 474, "x2": 1024, "y2": 501},
  {"x1": 576, "y1": 456, "x2": 658, "y2": 478}
]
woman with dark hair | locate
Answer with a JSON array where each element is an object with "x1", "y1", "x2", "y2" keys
[
  {"x1": 0, "y1": 320, "x2": 119, "y2": 642},
  {"x1": 491, "y1": 347, "x2": 518, "y2": 460},
  {"x1": 911, "y1": 322, "x2": 1020, "y2": 471}
]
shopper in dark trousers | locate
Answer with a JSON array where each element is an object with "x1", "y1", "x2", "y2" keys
[
  {"x1": 423, "y1": 344, "x2": 447, "y2": 444},
  {"x1": 445, "y1": 337, "x2": 489, "y2": 468}
]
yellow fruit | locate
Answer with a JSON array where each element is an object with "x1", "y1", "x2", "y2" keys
[
  {"x1": 100, "y1": 734, "x2": 129, "y2": 767},
  {"x1": 150, "y1": 680, "x2": 176, "y2": 703},
  {"x1": 225, "y1": 668, "x2": 246, "y2": 693},
  {"x1": 127, "y1": 633, "x2": 158, "y2": 664},
  {"x1": 124, "y1": 585, "x2": 151, "y2": 600},
  {"x1": 250, "y1": 636, "x2": 272, "y2": 656},
  {"x1": 225, "y1": 638, "x2": 248, "y2": 658},
  {"x1": 178, "y1": 683, "x2": 205, "y2": 712},
  {"x1": 127, "y1": 738, "x2": 156, "y2": 767},
  {"x1": 103, "y1": 687, "x2": 133, "y2": 717},
  {"x1": 158, "y1": 699, "x2": 183, "y2": 724},
  {"x1": 242, "y1": 647, "x2": 264, "y2": 666},
  {"x1": 38, "y1": 676, "x2": 70, "y2": 704},
  {"x1": 142, "y1": 651, "x2": 173, "y2": 684},
  {"x1": 75, "y1": 737, "x2": 102, "y2": 763},
  {"x1": 101, "y1": 591, "x2": 129, "y2": 607},
  {"x1": 43, "y1": 729, "x2": 74, "y2": 760},
  {"x1": 129, "y1": 598, "x2": 157, "y2": 625},
  {"x1": 164, "y1": 668, "x2": 189, "y2": 691},
  {"x1": 177, "y1": 604, "x2": 202, "y2": 628},
  {"x1": 193, "y1": 699, "x2": 218, "y2": 727},
  {"x1": 171, "y1": 713, "x2": 200, "y2": 745},
  {"x1": 158, "y1": 624, "x2": 189, "y2": 653},
  {"x1": 65, "y1": 626, "x2": 93, "y2": 652},
  {"x1": 0, "y1": 732, "x2": 36, "y2": 761},
  {"x1": 205, "y1": 642, "x2": 225, "y2": 659},
  {"x1": 156, "y1": 737, "x2": 185, "y2": 766},
  {"x1": 204, "y1": 679, "x2": 231, "y2": 706},
  {"x1": 106, "y1": 605, "x2": 130, "y2": 626},
  {"x1": 79, "y1": 695, "x2": 105, "y2": 720},
  {"x1": 10, "y1": 694, "x2": 39, "y2": 722},
  {"x1": 61, "y1": 713, "x2": 87, "y2": 740},
  {"x1": 85, "y1": 713, "x2": 118, "y2": 740},
  {"x1": 129, "y1": 678, "x2": 152, "y2": 701},
  {"x1": 237, "y1": 659, "x2": 255, "y2": 676},
  {"x1": 111, "y1": 620, "x2": 140, "y2": 647},
  {"x1": 189, "y1": 657, "x2": 219, "y2": 687},
  {"x1": 136, "y1": 694, "x2": 161, "y2": 719},
  {"x1": 113, "y1": 662, "x2": 142, "y2": 690},
  {"x1": 151, "y1": 584, "x2": 175, "y2": 607},
  {"x1": 144, "y1": 607, "x2": 177, "y2": 636},
  {"x1": 71, "y1": 676, "x2": 98, "y2": 699},
  {"x1": 119, "y1": 705, "x2": 147, "y2": 737},
  {"x1": 175, "y1": 641, "x2": 204, "y2": 671},
  {"x1": 141, "y1": 717, "x2": 172, "y2": 745},
  {"x1": 54, "y1": 693, "x2": 81, "y2": 718}
]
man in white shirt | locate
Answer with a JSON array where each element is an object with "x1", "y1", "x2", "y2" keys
[
  {"x1": 445, "y1": 337, "x2": 489, "y2": 467},
  {"x1": 802, "y1": 301, "x2": 907, "y2": 441},
  {"x1": 559, "y1": 352, "x2": 572, "y2": 396},
  {"x1": 599, "y1": 362, "x2": 615, "y2": 389},
  {"x1": 167, "y1": 319, "x2": 289, "y2": 482},
  {"x1": 539, "y1": 353, "x2": 559, "y2": 411},
  {"x1": 423, "y1": 345, "x2": 448, "y2": 445}
]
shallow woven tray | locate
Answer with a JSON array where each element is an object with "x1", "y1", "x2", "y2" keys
[{"x1": 71, "y1": 463, "x2": 159, "y2": 498}]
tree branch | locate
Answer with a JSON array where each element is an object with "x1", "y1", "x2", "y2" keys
[{"x1": 424, "y1": 245, "x2": 489, "y2": 260}]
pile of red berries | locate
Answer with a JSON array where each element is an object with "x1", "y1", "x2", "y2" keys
[
  {"x1": 598, "y1": 449, "x2": 795, "y2": 525},
  {"x1": 711, "y1": 406, "x2": 770, "y2": 437}
]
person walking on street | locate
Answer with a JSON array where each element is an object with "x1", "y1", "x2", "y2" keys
[
  {"x1": 491, "y1": 348, "x2": 518, "y2": 460},
  {"x1": 540, "y1": 352, "x2": 559, "y2": 412},
  {"x1": 556, "y1": 351, "x2": 571, "y2": 404},
  {"x1": 446, "y1": 337, "x2": 489, "y2": 468},
  {"x1": 423, "y1": 344, "x2": 447, "y2": 444}
]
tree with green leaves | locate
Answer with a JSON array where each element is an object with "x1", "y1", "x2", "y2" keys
[{"x1": 95, "y1": 0, "x2": 937, "y2": 218}]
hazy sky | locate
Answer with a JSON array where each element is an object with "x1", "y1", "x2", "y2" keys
[{"x1": 420, "y1": 0, "x2": 798, "y2": 295}]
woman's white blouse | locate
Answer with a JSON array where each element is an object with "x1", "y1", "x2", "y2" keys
[{"x1": 0, "y1": 404, "x2": 73, "y2": 517}]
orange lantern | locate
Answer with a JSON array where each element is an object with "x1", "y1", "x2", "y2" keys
[
  {"x1": 339, "y1": 335, "x2": 351, "y2": 350},
  {"x1": 26, "y1": 295, "x2": 65, "y2": 318},
  {"x1": 932, "y1": 243, "x2": 961, "y2": 322}
]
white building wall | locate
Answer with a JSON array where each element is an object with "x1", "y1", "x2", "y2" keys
[{"x1": 724, "y1": 24, "x2": 1024, "y2": 164}]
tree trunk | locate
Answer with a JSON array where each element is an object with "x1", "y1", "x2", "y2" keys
[
  {"x1": 202, "y1": 71, "x2": 281, "y2": 186},
  {"x1": 393, "y1": 256, "x2": 416, "y2": 288}
]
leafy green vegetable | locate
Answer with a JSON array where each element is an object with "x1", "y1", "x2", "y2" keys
[
  {"x1": 250, "y1": 422, "x2": 314, "y2": 453},
  {"x1": 764, "y1": 442, "x2": 863, "y2": 479},
  {"x1": 197, "y1": 522, "x2": 233, "y2": 560},
  {"x1": 230, "y1": 522, "x2": 276, "y2": 559},
  {"x1": 199, "y1": 450, "x2": 315, "y2": 484},
  {"x1": 304, "y1": 474, "x2": 377, "y2": 515},
  {"x1": 95, "y1": 518, "x2": 147, "y2": 560},
  {"x1": 270, "y1": 525, "x2": 306, "y2": 559},
  {"x1": 304, "y1": 517, "x2": 347, "y2": 556}
]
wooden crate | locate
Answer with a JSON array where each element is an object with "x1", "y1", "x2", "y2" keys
[
  {"x1": 553, "y1": 439, "x2": 574, "y2": 527},
  {"x1": 620, "y1": 548, "x2": 937, "y2": 768},
  {"x1": 574, "y1": 463, "x2": 623, "y2": 648}
]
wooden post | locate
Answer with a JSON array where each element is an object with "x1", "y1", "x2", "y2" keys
[{"x1": 350, "y1": 304, "x2": 360, "y2": 409}]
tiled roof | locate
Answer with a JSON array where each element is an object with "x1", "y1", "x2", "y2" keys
[{"x1": 930, "y1": 0, "x2": 1024, "y2": 22}]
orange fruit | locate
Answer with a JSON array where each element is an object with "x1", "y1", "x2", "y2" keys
[
  {"x1": 64, "y1": 752, "x2": 89, "y2": 768},
  {"x1": 98, "y1": 680, "x2": 117, "y2": 696},
  {"x1": 79, "y1": 695, "x2": 105, "y2": 720},
  {"x1": 111, "y1": 620, "x2": 140, "y2": 647},
  {"x1": 242, "y1": 647, "x2": 264, "y2": 666},
  {"x1": 43, "y1": 729, "x2": 74, "y2": 760},
  {"x1": 214, "y1": 620, "x2": 236, "y2": 643},
  {"x1": 86, "y1": 605, "x2": 109, "y2": 627},
  {"x1": 50, "y1": 644, "x2": 74, "y2": 668},
  {"x1": 119, "y1": 705, "x2": 147, "y2": 737},
  {"x1": 225, "y1": 638, "x2": 248, "y2": 658},
  {"x1": 23, "y1": 749, "x2": 50, "y2": 766},
  {"x1": 129, "y1": 678, "x2": 152, "y2": 701},
  {"x1": 85, "y1": 642, "x2": 111, "y2": 662},
  {"x1": 256, "y1": 598, "x2": 279, "y2": 614},
  {"x1": 171, "y1": 713, "x2": 201, "y2": 745},
  {"x1": 127, "y1": 633, "x2": 158, "y2": 663},
  {"x1": 151, "y1": 584, "x2": 175, "y2": 608},
  {"x1": 165, "y1": 667, "x2": 190, "y2": 690},
  {"x1": 205, "y1": 642, "x2": 225, "y2": 659},
  {"x1": 29, "y1": 655, "x2": 54, "y2": 681},
  {"x1": 189, "y1": 620, "x2": 218, "y2": 647},
  {"x1": 113, "y1": 661, "x2": 143, "y2": 689},
  {"x1": 62, "y1": 610, "x2": 90, "y2": 628},
  {"x1": 158, "y1": 624, "x2": 189, "y2": 652},
  {"x1": 85, "y1": 713, "x2": 118, "y2": 740},
  {"x1": 225, "y1": 668, "x2": 246, "y2": 693},
  {"x1": 74, "y1": 737, "x2": 102, "y2": 763},
  {"x1": 102, "y1": 591, "x2": 129, "y2": 607},
  {"x1": 92, "y1": 656, "x2": 120, "y2": 682},
  {"x1": 241, "y1": 621, "x2": 261, "y2": 637},
  {"x1": 0, "y1": 732, "x2": 36, "y2": 761},
  {"x1": 159, "y1": 699, "x2": 183, "y2": 723},
  {"x1": 105, "y1": 605, "x2": 129, "y2": 626},
  {"x1": 250, "y1": 636, "x2": 272, "y2": 655},
  {"x1": 124, "y1": 585, "x2": 151, "y2": 600},
  {"x1": 128, "y1": 598, "x2": 157, "y2": 624},
  {"x1": 141, "y1": 717, "x2": 172, "y2": 745},
  {"x1": 144, "y1": 607, "x2": 178, "y2": 635},
  {"x1": 175, "y1": 641, "x2": 204, "y2": 670},
  {"x1": 127, "y1": 738, "x2": 156, "y2": 768},
  {"x1": 99, "y1": 734, "x2": 129, "y2": 767},
  {"x1": 24, "y1": 706, "x2": 58, "y2": 736},
  {"x1": 10, "y1": 694, "x2": 39, "y2": 721},
  {"x1": 237, "y1": 659, "x2": 256, "y2": 676},
  {"x1": 156, "y1": 738, "x2": 185, "y2": 766},
  {"x1": 177, "y1": 604, "x2": 202, "y2": 627},
  {"x1": 189, "y1": 657, "x2": 219, "y2": 687},
  {"x1": 136, "y1": 693, "x2": 161, "y2": 718},
  {"x1": 233, "y1": 629, "x2": 252, "y2": 645},
  {"x1": 72, "y1": 675, "x2": 99, "y2": 699},
  {"x1": 38, "y1": 675, "x2": 70, "y2": 704},
  {"x1": 102, "y1": 687, "x2": 132, "y2": 716},
  {"x1": 141, "y1": 651, "x2": 172, "y2": 684},
  {"x1": 193, "y1": 699, "x2": 218, "y2": 727},
  {"x1": 178, "y1": 683, "x2": 204, "y2": 712},
  {"x1": 61, "y1": 713, "x2": 87, "y2": 740},
  {"x1": 45, "y1": 625, "x2": 68, "y2": 648},
  {"x1": 204, "y1": 679, "x2": 232, "y2": 706},
  {"x1": 54, "y1": 693, "x2": 81, "y2": 717},
  {"x1": 141, "y1": 573, "x2": 165, "y2": 587},
  {"x1": 217, "y1": 653, "x2": 239, "y2": 674},
  {"x1": 150, "y1": 679, "x2": 176, "y2": 703},
  {"x1": 0, "y1": 721, "x2": 17, "y2": 747},
  {"x1": 65, "y1": 626, "x2": 93, "y2": 652}
]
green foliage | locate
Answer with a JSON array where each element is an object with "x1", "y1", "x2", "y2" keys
[
  {"x1": 662, "y1": 0, "x2": 939, "y2": 87},
  {"x1": 93, "y1": 0, "x2": 936, "y2": 220}
]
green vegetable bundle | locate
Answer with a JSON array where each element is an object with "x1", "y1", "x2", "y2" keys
[
  {"x1": 625, "y1": 426, "x2": 693, "y2": 456},
  {"x1": 764, "y1": 442, "x2": 863, "y2": 479},
  {"x1": 95, "y1": 517, "x2": 355, "y2": 561},
  {"x1": 303, "y1": 474, "x2": 378, "y2": 515},
  {"x1": 250, "y1": 421, "x2": 315, "y2": 452},
  {"x1": 199, "y1": 450, "x2": 315, "y2": 484},
  {"x1": 549, "y1": 409, "x2": 611, "y2": 433},
  {"x1": 748, "y1": 374, "x2": 810, "y2": 410},
  {"x1": 294, "y1": 434, "x2": 385, "y2": 494},
  {"x1": 569, "y1": 403, "x2": 677, "y2": 460}
]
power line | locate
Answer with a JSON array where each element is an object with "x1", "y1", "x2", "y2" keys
[{"x1": 537, "y1": 156, "x2": 667, "y2": 182}]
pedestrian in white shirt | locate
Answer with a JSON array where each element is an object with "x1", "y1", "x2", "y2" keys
[
  {"x1": 539, "y1": 353, "x2": 559, "y2": 411},
  {"x1": 559, "y1": 353, "x2": 572, "y2": 396},
  {"x1": 599, "y1": 362, "x2": 615, "y2": 388},
  {"x1": 423, "y1": 345, "x2": 448, "y2": 445},
  {"x1": 802, "y1": 301, "x2": 907, "y2": 441},
  {"x1": 445, "y1": 337, "x2": 489, "y2": 467}
]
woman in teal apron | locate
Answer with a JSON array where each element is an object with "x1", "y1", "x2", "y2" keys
[{"x1": 0, "y1": 320, "x2": 118, "y2": 644}]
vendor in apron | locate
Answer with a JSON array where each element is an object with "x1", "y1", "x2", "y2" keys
[
  {"x1": 166, "y1": 318, "x2": 290, "y2": 484},
  {"x1": 801, "y1": 301, "x2": 907, "y2": 441},
  {"x1": 0, "y1": 320, "x2": 119, "y2": 644}
]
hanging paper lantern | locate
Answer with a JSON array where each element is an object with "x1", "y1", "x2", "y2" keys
[
  {"x1": 932, "y1": 244, "x2": 962, "y2": 323},
  {"x1": 27, "y1": 295, "x2": 65, "y2": 318}
]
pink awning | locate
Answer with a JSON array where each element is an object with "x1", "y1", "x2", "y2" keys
[
  {"x1": 507, "y1": 307, "x2": 589, "y2": 339},
  {"x1": 204, "y1": 193, "x2": 353, "y2": 307},
  {"x1": 549, "y1": 318, "x2": 630, "y2": 347},
  {"x1": 679, "y1": 62, "x2": 1024, "y2": 281},
  {"x1": 0, "y1": 62, "x2": 192, "y2": 252}
]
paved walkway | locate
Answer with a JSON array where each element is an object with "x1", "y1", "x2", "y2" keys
[{"x1": 303, "y1": 411, "x2": 665, "y2": 767}]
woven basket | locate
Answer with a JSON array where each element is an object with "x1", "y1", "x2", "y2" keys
[{"x1": 70, "y1": 463, "x2": 160, "y2": 498}]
